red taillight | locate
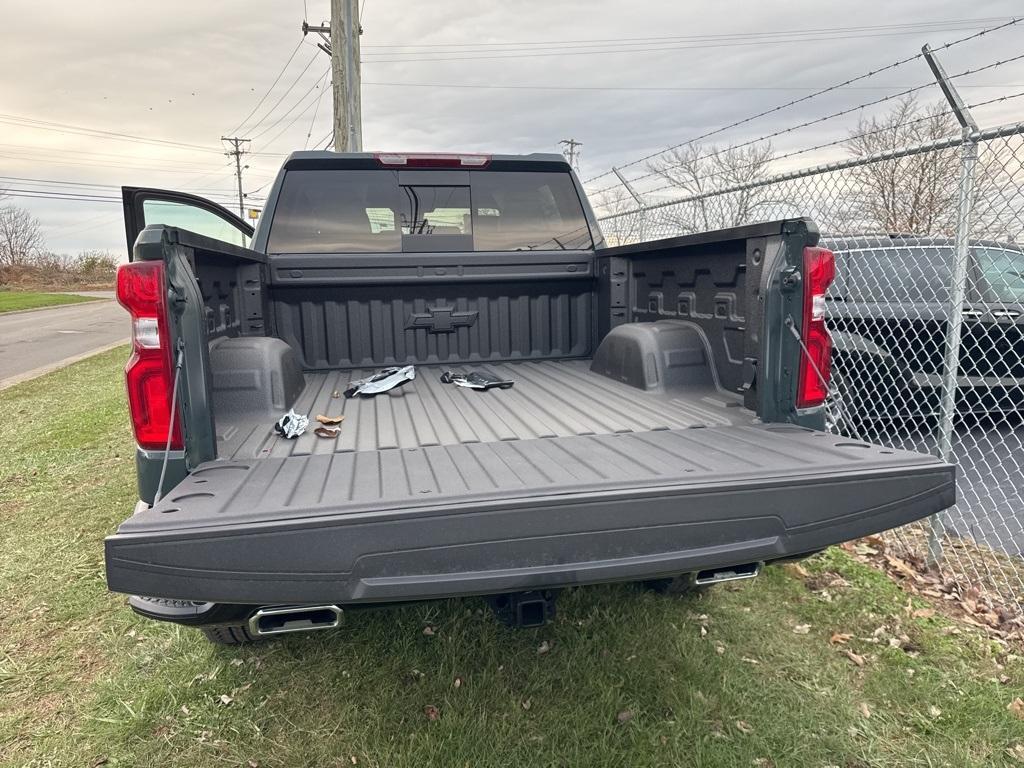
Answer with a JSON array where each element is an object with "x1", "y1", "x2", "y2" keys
[
  {"x1": 796, "y1": 246, "x2": 836, "y2": 409},
  {"x1": 374, "y1": 152, "x2": 491, "y2": 168},
  {"x1": 116, "y1": 261, "x2": 182, "y2": 450}
]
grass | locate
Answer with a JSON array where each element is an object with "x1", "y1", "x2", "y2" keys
[
  {"x1": 1, "y1": 348, "x2": 1022, "y2": 768},
  {"x1": 0, "y1": 291, "x2": 100, "y2": 313}
]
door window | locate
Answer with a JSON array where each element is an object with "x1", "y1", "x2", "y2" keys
[{"x1": 142, "y1": 199, "x2": 249, "y2": 247}]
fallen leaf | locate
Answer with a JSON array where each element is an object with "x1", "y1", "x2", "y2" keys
[
  {"x1": 316, "y1": 414, "x2": 344, "y2": 425},
  {"x1": 793, "y1": 624, "x2": 811, "y2": 635},
  {"x1": 715, "y1": 644, "x2": 725, "y2": 655},
  {"x1": 885, "y1": 555, "x2": 918, "y2": 579},
  {"x1": 616, "y1": 710, "x2": 633, "y2": 724},
  {"x1": 785, "y1": 563, "x2": 810, "y2": 579},
  {"x1": 453, "y1": 677, "x2": 463, "y2": 689},
  {"x1": 537, "y1": 640, "x2": 551, "y2": 655},
  {"x1": 735, "y1": 720, "x2": 754, "y2": 735},
  {"x1": 858, "y1": 702, "x2": 872, "y2": 719},
  {"x1": 314, "y1": 426, "x2": 341, "y2": 439},
  {"x1": 830, "y1": 632, "x2": 852, "y2": 645},
  {"x1": 844, "y1": 650, "x2": 866, "y2": 667},
  {"x1": 350, "y1": 757, "x2": 358, "y2": 765},
  {"x1": 929, "y1": 705, "x2": 942, "y2": 718},
  {"x1": 700, "y1": 625, "x2": 708, "y2": 638},
  {"x1": 522, "y1": 699, "x2": 532, "y2": 710},
  {"x1": 218, "y1": 694, "x2": 234, "y2": 706},
  {"x1": 424, "y1": 704, "x2": 440, "y2": 721},
  {"x1": 1009, "y1": 698, "x2": 1024, "y2": 720}
]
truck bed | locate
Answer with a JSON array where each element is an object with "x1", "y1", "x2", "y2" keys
[
  {"x1": 215, "y1": 359, "x2": 751, "y2": 459},
  {"x1": 107, "y1": 359, "x2": 955, "y2": 605}
]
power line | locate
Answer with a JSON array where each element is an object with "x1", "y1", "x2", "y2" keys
[
  {"x1": 583, "y1": 16, "x2": 1023, "y2": 185},
  {"x1": 361, "y1": 18, "x2": 1014, "y2": 49},
  {"x1": 0, "y1": 113, "x2": 221, "y2": 154},
  {"x1": 362, "y1": 80, "x2": 1023, "y2": 94},
  {"x1": 251, "y1": 68, "x2": 330, "y2": 143},
  {"x1": 242, "y1": 48, "x2": 322, "y2": 138},
  {"x1": 360, "y1": 24, "x2": 1019, "y2": 63},
  {"x1": 227, "y1": 37, "x2": 306, "y2": 136}
]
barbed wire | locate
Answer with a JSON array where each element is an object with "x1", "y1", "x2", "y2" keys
[
  {"x1": 582, "y1": 16, "x2": 1022, "y2": 185},
  {"x1": 587, "y1": 50, "x2": 1024, "y2": 198},
  {"x1": 627, "y1": 88, "x2": 1024, "y2": 201}
]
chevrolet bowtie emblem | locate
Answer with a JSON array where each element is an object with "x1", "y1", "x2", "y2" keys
[{"x1": 406, "y1": 305, "x2": 479, "y2": 333}]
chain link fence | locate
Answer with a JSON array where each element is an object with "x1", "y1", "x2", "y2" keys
[{"x1": 593, "y1": 122, "x2": 1024, "y2": 607}]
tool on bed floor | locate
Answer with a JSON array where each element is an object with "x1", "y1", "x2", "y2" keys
[
  {"x1": 440, "y1": 370, "x2": 515, "y2": 390},
  {"x1": 344, "y1": 365, "x2": 416, "y2": 398}
]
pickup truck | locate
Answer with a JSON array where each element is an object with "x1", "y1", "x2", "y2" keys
[{"x1": 105, "y1": 151, "x2": 955, "y2": 644}]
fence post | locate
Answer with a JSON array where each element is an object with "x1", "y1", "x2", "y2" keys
[
  {"x1": 922, "y1": 44, "x2": 981, "y2": 567},
  {"x1": 929, "y1": 134, "x2": 978, "y2": 565}
]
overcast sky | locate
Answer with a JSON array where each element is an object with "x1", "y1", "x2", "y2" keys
[{"x1": 1, "y1": 0, "x2": 1022, "y2": 256}]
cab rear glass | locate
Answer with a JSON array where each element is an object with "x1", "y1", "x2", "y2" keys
[{"x1": 266, "y1": 169, "x2": 594, "y2": 253}]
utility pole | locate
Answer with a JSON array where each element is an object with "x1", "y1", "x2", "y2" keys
[
  {"x1": 305, "y1": 1, "x2": 362, "y2": 152},
  {"x1": 559, "y1": 138, "x2": 582, "y2": 172},
  {"x1": 220, "y1": 137, "x2": 250, "y2": 217}
]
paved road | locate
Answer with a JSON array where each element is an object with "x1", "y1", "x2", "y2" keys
[{"x1": 0, "y1": 298, "x2": 128, "y2": 389}]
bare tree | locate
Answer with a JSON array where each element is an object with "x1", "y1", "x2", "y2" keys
[
  {"x1": 844, "y1": 96, "x2": 960, "y2": 234},
  {"x1": 645, "y1": 141, "x2": 779, "y2": 233},
  {"x1": 843, "y1": 95, "x2": 1017, "y2": 238},
  {"x1": 0, "y1": 204, "x2": 44, "y2": 266}
]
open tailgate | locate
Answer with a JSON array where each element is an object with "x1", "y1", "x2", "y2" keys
[{"x1": 106, "y1": 424, "x2": 954, "y2": 604}]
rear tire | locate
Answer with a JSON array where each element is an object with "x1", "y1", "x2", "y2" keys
[{"x1": 201, "y1": 624, "x2": 259, "y2": 645}]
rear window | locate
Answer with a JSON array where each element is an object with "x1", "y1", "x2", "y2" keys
[{"x1": 267, "y1": 169, "x2": 593, "y2": 253}]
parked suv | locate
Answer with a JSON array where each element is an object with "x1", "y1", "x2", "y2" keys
[{"x1": 823, "y1": 235, "x2": 1024, "y2": 432}]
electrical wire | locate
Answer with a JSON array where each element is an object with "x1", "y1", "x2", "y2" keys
[
  {"x1": 362, "y1": 18, "x2": 1013, "y2": 49},
  {"x1": 242, "y1": 48, "x2": 322, "y2": 138},
  {"x1": 362, "y1": 80, "x2": 1023, "y2": 94},
  {"x1": 226, "y1": 37, "x2": 306, "y2": 136},
  {"x1": 304, "y1": 73, "x2": 329, "y2": 149},
  {"x1": 0, "y1": 113, "x2": 221, "y2": 154},
  {"x1": 361, "y1": 24, "x2": 1018, "y2": 63},
  {"x1": 253, "y1": 69, "x2": 330, "y2": 146}
]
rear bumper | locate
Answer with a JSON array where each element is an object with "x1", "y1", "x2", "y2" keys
[{"x1": 106, "y1": 459, "x2": 955, "y2": 606}]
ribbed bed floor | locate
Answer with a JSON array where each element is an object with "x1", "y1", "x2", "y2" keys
[{"x1": 215, "y1": 359, "x2": 752, "y2": 460}]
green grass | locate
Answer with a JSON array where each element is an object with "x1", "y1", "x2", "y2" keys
[
  {"x1": 0, "y1": 291, "x2": 100, "y2": 313},
  {"x1": 1, "y1": 348, "x2": 1022, "y2": 767}
]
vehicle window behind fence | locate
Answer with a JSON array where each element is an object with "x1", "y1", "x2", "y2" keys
[
  {"x1": 843, "y1": 247, "x2": 953, "y2": 303},
  {"x1": 974, "y1": 247, "x2": 1024, "y2": 303}
]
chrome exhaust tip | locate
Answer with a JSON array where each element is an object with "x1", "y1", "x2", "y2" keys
[
  {"x1": 248, "y1": 604, "x2": 343, "y2": 637},
  {"x1": 692, "y1": 562, "x2": 762, "y2": 586}
]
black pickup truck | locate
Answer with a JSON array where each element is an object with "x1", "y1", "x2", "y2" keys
[{"x1": 105, "y1": 152, "x2": 955, "y2": 644}]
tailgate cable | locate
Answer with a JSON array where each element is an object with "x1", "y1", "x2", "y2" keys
[
  {"x1": 153, "y1": 341, "x2": 185, "y2": 505},
  {"x1": 784, "y1": 315, "x2": 830, "y2": 393}
]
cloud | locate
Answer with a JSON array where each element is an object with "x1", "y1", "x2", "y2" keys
[{"x1": 0, "y1": 0, "x2": 1020, "y2": 253}]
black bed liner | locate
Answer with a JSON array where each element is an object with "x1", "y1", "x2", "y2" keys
[{"x1": 106, "y1": 420, "x2": 954, "y2": 604}]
